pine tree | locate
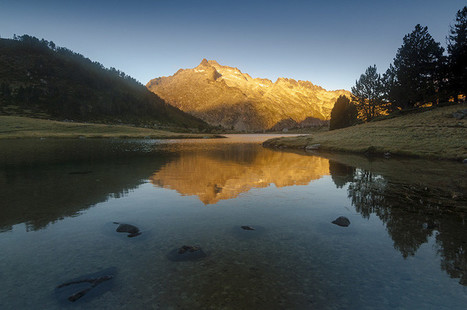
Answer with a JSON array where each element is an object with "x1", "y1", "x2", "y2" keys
[
  {"x1": 351, "y1": 65, "x2": 385, "y2": 121},
  {"x1": 447, "y1": 6, "x2": 467, "y2": 101},
  {"x1": 386, "y1": 25, "x2": 445, "y2": 109}
]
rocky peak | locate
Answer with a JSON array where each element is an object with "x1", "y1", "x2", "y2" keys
[
  {"x1": 146, "y1": 60, "x2": 351, "y2": 131},
  {"x1": 198, "y1": 58, "x2": 210, "y2": 67}
]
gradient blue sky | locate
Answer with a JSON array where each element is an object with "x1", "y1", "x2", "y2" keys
[{"x1": 1, "y1": 0, "x2": 465, "y2": 90}]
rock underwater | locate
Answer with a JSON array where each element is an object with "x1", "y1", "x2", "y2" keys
[
  {"x1": 54, "y1": 267, "x2": 116, "y2": 304},
  {"x1": 114, "y1": 222, "x2": 141, "y2": 237},
  {"x1": 332, "y1": 216, "x2": 351, "y2": 227},
  {"x1": 232, "y1": 225, "x2": 265, "y2": 240},
  {"x1": 167, "y1": 245, "x2": 207, "y2": 262},
  {"x1": 241, "y1": 225, "x2": 255, "y2": 230}
]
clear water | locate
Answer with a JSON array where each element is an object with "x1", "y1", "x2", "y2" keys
[{"x1": 1, "y1": 135, "x2": 466, "y2": 309}]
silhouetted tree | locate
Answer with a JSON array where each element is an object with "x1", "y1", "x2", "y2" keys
[
  {"x1": 329, "y1": 95, "x2": 357, "y2": 130},
  {"x1": 385, "y1": 25, "x2": 445, "y2": 109},
  {"x1": 447, "y1": 6, "x2": 467, "y2": 101},
  {"x1": 351, "y1": 65, "x2": 385, "y2": 120}
]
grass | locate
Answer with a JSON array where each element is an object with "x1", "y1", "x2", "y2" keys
[
  {"x1": 0, "y1": 116, "x2": 220, "y2": 139},
  {"x1": 263, "y1": 103, "x2": 467, "y2": 160}
]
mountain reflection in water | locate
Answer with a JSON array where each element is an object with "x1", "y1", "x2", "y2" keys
[{"x1": 150, "y1": 145, "x2": 329, "y2": 204}]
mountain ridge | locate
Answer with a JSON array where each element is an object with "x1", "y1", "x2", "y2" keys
[{"x1": 147, "y1": 59, "x2": 351, "y2": 131}]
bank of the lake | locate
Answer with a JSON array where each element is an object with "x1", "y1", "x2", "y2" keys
[
  {"x1": 0, "y1": 116, "x2": 221, "y2": 139},
  {"x1": 263, "y1": 103, "x2": 467, "y2": 161}
]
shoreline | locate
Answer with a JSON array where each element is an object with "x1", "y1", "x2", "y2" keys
[{"x1": 262, "y1": 103, "x2": 467, "y2": 161}]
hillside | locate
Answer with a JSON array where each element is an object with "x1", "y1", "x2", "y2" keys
[
  {"x1": 146, "y1": 59, "x2": 349, "y2": 131},
  {"x1": 263, "y1": 104, "x2": 467, "y2": 160},
  {"x1": 0, "y1": 36, "x2": 209, "y2": 130}
]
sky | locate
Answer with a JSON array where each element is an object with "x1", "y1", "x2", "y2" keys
[{"x1": 1, "y1": 0, "x2": 465, "y2": 90}]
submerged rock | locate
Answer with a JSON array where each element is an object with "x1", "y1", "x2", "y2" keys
[
  {"x1": 167, "y1": 245, "x2": 207, "y2": 262},
  {"x1": 232, "y1": 225, "x2": 265, "y2": 240},
  {"x1": 178, "y1": 245, "x2": 200, "y2": 254},
  {"x1": 332, "y1": 216, "x2": 350, "y2": 227},
  {"x1": 241, "y1": 225, "x2": 255, "y2": 230},
  {"x1": 54, "y1": 267, "x2": 116, "y2": 304},
  {"x1": 114, "y1": 222, "x2": 141, "y2": 237}
]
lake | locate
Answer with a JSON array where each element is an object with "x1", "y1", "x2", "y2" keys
[{"x1": 1, "y1": 135, "x2": 466, "y2": 309}]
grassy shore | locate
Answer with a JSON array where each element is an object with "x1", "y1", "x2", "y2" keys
[
  {"x1": 263, "y1": 103, "x2": 467, "y2": 161},
  {"x1": 0, "y1": 116, "x2": 221, "y2": 139}
]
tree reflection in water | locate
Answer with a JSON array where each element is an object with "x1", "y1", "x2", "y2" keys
[{"x1": 329, "y1": 160, "x2": 467, "y2": 285}]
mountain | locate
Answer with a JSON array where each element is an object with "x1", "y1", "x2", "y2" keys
[
  {"x1": 146, "y1": 59, "x2": 351, "y2": 131},
  {"x1": 0, "y1": 36, "x2": 209, "y2": 130}
]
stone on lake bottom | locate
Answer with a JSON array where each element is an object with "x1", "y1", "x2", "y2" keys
[
  {"x1": 232, "y1": 225, "x2": 265, "y2": 239},
  {"x1": 54, "y1": 267, "x2": 116, "y2": 304},
  {"x1": 241, "y1": 225, "x2": 255, "y2": 230},
  {"x1": 167, "y1": 245, "x2": 207, "y2": 262},
  {"x1": 332, "y1": 216, "x2": 350, "y2": 227},
  {"x1": 114, "y1": 222, "x2": 141, "y2": 237}
]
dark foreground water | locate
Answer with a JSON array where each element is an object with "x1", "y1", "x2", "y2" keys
[{"x1": 1, "y1": 135, "x2": 466, "y2": 309}]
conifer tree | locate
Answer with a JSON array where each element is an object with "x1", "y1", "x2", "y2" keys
[
  {"x1": 385, "y1": 25, "x2": 445, "y2": 109},
  {"x1": 447, "y1": 6, "x2": 467, "y2": 101},
  {"x1": 351, "y1": 65, "x2": 385, "y2": 121}
]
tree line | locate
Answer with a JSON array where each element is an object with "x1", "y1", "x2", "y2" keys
[
  {"x1": 0, "y1": 35, "x2": 209, "y2": 130},
  {"x1": 330, "y1": 6, "x2": 466, "y2": 130}
]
